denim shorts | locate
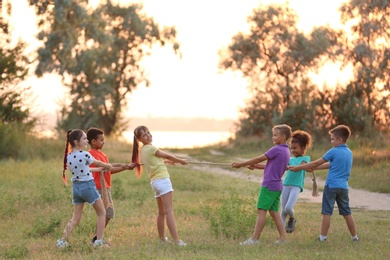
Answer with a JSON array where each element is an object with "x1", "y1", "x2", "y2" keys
[
  {"x1": 321, "y1": 186, "x2": 351, "y2": 216},
  {"x1": 150, "y1": 178, "x2": 174, "y2": 198},
  {"x1": 72, "y1": 179, "x2": 101, "y2": 205}
]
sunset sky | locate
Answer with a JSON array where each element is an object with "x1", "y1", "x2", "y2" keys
[{"x1": 8, "y1": 0, "x2": 348, "y2": 127}]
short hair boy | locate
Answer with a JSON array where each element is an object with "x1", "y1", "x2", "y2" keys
[{"x1": 289, "y1": 125, "x2": 358, "y2": 242}]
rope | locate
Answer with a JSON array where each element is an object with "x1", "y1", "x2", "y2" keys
[{"x1": 187, "y1": 161, "x2": 232, "y2": 167}]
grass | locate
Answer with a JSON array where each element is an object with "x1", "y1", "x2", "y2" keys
[{"x1": 0, "y1": 136, "x2": 389, "y2": 259}]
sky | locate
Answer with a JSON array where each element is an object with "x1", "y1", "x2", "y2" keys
[{"x1": 8, "y1": 0, "x2": 349, "y2": 127}]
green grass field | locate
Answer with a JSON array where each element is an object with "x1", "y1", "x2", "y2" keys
[{"x1": 0, "y1": 137, "x2": 389, "y2": 259}]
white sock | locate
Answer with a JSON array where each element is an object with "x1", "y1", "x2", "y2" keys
[
  {"x1": 319, "y1": 235, "x2": 327, "y2": 241},
  {"x1": 352, "y1": 235, "x2": 358, "y2": 240}
]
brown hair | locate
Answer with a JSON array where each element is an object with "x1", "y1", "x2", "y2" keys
[
  {"x1": 329, "y1": 125, "x2": 351, "y2": 142},
  {"x1": 62, "y1": 129, "x2": 85, "y2": 185},
  {"x1": 131, "y1": 125, "x2": 149, "y2": 177},
  {"x1": 273, "y1": 124, "x2": 292, "y2": 141},
  {"x1": 291, "y1": 130, "x2": 312, "y2": 152}
]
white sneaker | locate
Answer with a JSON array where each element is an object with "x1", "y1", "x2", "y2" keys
[
  {"x1": 56, "y1": 239, "x2": 68, "y2": 248},
  {"x1": 93, "y1": 239, "x2": 110, "y2": 248},
  {"x1": 177, "y1": 239, "x2": 187, "y2": 246},
  {"x1": 240, "y1": 238, "x2": 259, "y2": 245}
]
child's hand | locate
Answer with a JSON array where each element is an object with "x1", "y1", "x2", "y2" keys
[
  {"x1": 179, "y1": 159, "x2": 188, "y2": 165},
  {"x1": 164, "y1": 159, "x2": 176, "y2": 165},
  {"x1": 288, "y1": 166, "x2": 299, "y2": 172},
  {"x1": 127, "y1": 163, "x2": 137, "y2": 170},
  {"x1": 232, "y1": 163, "x2": 241, "y2": 168},
  {"x1": 105, "y1": 164, "x2": 114, "y2": 171},
  {"x1": 247, "y1": 165, "x2": 256, "y2": 170}
]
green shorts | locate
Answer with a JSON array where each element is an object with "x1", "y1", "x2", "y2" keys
[{"x1": 257, "y1": 186, "x2": 282, "y2": 212}]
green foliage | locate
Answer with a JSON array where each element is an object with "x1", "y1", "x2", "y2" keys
[
  {"x1": 220, "y1": 2, "x2": 390, "y2": 138},
  {"x1": 220, "y1": 4, "x2": 342, "y2": 137},
  {"x1": 29, "y1": 0, "x2": 180, "y2": 136},
  {"x1": 203, "y1": 187, "x2": 256, "y2": 239}
]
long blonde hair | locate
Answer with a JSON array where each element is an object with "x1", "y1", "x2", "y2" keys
[{"x1": 131, "y1": 125, "x2": 149, "y2": 177}]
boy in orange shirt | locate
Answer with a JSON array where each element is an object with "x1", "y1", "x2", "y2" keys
[{"x1": 87, "y1": 127, "x2": 136, "y2": 243}]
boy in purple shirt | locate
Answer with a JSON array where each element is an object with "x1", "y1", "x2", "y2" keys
[
  {"x1": 289, "y1": 125, "x2": 358, "y2": 242},
  {"x1": 232, "y1": 124, "x2": 292, "y2": 245}
]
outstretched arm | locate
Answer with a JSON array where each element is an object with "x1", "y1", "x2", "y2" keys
[
  {"x1": 232, "y1": 154, "x2": 268, "y2": 168},
  {"x1": 109, "y1": 163, "x2": 137, "y2": 174},
  {"x1": 155, "y1": 149, "x2": 188, "y2": 165},
  {"x1": 289, "y1": 158, "x2": 326, "y2": 172},
  {"x1": 93, "y1": 159, "x2": 114, "y2": 171}
]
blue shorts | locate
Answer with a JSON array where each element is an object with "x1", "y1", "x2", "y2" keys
[
  {"x1": 321, "y1": 186, "x2": 351, "y2": 215},
  {"x1": 72, "y1": 180, "x2": 101, "y2": 205},
  {"x1": 151, "y1": 178, "x2": 174, "y2": 198}
]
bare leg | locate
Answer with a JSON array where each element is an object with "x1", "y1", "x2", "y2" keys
[
  {"x1": 252, "y1": 209, "x2": 267, "y2": 241},
  {"x1": 269, "y1": 210, "x2": 286, "y2": 240},
  {"x1": 161, "y1": 192, "x2": 180, "y2": 243},
  {"x1": 343, "y1": 214, "x2": 357, "y2": 236},
  {"x1": 321, "y1": 214, "x2": 331, "y2": 236},
  {"x1": 156, "y1": 197, "x2": 166, "y2": 241},
  {"x1": 92, "y1": 199, "x2": 106, "y2": 240},
  {"x1": 60, "y1": 203, "x2": 84, "y2": 240}
]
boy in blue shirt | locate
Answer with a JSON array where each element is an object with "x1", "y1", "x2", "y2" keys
[{"x1": 289, "y1": 125, "x2": 358, "y2": 242}]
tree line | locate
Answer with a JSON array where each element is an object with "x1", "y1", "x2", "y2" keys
[{"x1": 1, "y1": 0, "x2": 389, "y2": 147}]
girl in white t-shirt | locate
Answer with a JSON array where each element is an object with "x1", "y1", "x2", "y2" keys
[
  {"x1": 56, "y1": 129, "x2": 113, "y2": 248},
  {"x1": 132, "y1": 125, "x2": 188, "y2": 246}
]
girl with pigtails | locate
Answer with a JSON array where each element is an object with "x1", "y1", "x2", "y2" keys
[
  {"x1": 56, "y1": 129, "x2": 113, "y2": 248},
  {"x1": 132, "y1": 125, "x2": 188, "y2": 246}
]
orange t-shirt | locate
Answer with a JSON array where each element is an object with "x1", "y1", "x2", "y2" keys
[{"x1": 89, "y1": 149, "x2": 112, "y2": 189}]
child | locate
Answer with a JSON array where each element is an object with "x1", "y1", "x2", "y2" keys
[
  {"x1": 132, "y1": 125, "x2": 188, "y2": 246},
  {"x1": 281, "y1": 130, "x2": 312, "y2": 233},
  {"x1": 288, "y1": 125, "x2": 358, "y2": 242},
  {"x1": 232, "y1": 124, "x2": 292, "y2": 245},
  {"x1": 86, "y1": 127, "x2": 137, "y2": 244},
  {"x1": 57, "y1": 129, "x2": 114, "y2": 248}
]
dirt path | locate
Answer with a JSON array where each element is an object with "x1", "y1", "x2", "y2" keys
[{"x1": 189, "y1": 164, "x2": 390, "y2": 211}]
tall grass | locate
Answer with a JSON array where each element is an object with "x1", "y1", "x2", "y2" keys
[{"x1": 0, "y1": 135, "x2": 389, "y2": 259}]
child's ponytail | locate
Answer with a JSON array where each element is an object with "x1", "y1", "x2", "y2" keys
[
  {"x1": 132, "y1": 125, "x2": 148, "y2": 177},
  {"x1": 62, "y1": 130, "x2": 72, "y2": 185},
  {"x1": 131, "y1": 135, "x2": 141, "y2": 177}
]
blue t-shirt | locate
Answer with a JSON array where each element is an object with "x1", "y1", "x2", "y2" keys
[
  {"x1": 283, "y1": 155, "x2": 310, "y2": 192},
  {"x1": 263, "y1": 144, "x2": 290, "y2": 191},
  {"x1": 322, "y1": 144, "x2": 352, "y2": 189}
]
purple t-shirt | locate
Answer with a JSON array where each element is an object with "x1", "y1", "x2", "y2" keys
[{"x1": 262, "y1": 144, "x2": 290, "y2": 191}]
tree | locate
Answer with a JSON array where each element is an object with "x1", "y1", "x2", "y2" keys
[
  {"x1": 337, "y1": 0, "x2": 390, "y2": 133},
  {"x1": 219, "y1": 4, "x2": 341, "y2": 137},
  {"x1": 0, "y1": 2, "x2": 34, "y2": 127},
  {"x1": 29, "y1": 0, "x2": 179, "y2": 135},
  {"x1": 0, "y1": 1, "x2": 36, "y2": 158}
]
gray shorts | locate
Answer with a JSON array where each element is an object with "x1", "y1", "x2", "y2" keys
[
  {"x1": 150, "y1": 178, "x2": 174, "y2": 198},
  {"x1": 97, "y1": 188, "x2": 115, "y2": 218},
  {"x1": 72, "y1": 180, "x2": 101, "y2": 205}
]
